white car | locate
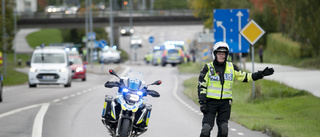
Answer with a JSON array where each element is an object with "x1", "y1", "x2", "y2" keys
[
  {"x1": 27, "y1": 47, "x2": 72, "y2": 88},
  {"x1": 99, "y1": 48, "x2": 121, "y2": 64},
  {"x1": 130, "y1": 35, "x2": 142, "y2": 48}
]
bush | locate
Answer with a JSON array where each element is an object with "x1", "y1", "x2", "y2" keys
[{"x1": 267, "y1": 33, "x2": 301, "y2": 58}]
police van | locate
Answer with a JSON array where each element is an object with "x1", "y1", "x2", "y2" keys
[{"x1": 27, "y1": 46, "x2": 72, "y2": 88}]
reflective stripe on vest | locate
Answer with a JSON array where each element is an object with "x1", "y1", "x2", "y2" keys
[{"x1": 206, "y1": 62, "x2": 234, "y2": 100}]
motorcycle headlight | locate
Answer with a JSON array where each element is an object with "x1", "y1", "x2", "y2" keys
[
  {"x1": 60, "y1": 67, "x2": 67, "y2": 72},
  {"x1": 136, "y1": 90, "x2": 143, "y2": 96},
  {"x1": 30, "y1": 67, "x2": 37, "y2": 72},
  {"x1": 122, "y1": 88, "x2": 129, "y2": 93},
  {"x1": 76, "y1": 67, "x2": 84, "y2": 72}
]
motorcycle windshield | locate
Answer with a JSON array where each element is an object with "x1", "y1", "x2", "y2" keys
[{"x1": 126, "y1": 70, "x2": 144, "y2": 90}]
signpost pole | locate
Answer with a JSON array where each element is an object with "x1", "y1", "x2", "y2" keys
[
  {"x1": 240, "y1": 20, "x2": 265, "y2": 99},
  {"x1": 251, "y1": 45, "x2": 255, "y2": 99}
]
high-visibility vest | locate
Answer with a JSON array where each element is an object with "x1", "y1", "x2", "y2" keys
[{"x1": 206, "y1": 62, "x2": 235, "y2": 100}]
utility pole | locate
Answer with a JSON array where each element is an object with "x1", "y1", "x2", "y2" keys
[
  {"x1": 13, "y1": 2, "x2": 17, "y2": 64},
  {"x1": 2, "y1": 0, "x2": 7, "y2": 76},
  {"x1": 85, "y1": 0, "x2": 89, "y2": 62},
  {"x1": 89, "y1": 0, "x2": 93, "y2": 68},
  {"x1": 109, "y1": 0, "x2": 113, "y2": 48},
  {"x1": 129, "y1": 0, "x2": 135, "y2": 63}
]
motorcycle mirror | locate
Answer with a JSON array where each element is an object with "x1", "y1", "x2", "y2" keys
[
  {"x1": 147, "y1": 90, "x2": 160, "y2": 97},
  {"x1": 150, "y1": 80, "x2": 162, "y2": 86},
  {"x1": 109, "y1": 69, "x2": 120, "y2": 79},
  {"x1": 105, "y1": 81, "x2": 119, "y2": 88}
]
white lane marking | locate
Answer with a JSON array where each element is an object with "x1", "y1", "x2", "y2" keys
[
  {"x1": 238, "y1": 132, "x2": 244, "y2": 135},
  {"x1": 62, "y1": 96, "x2": 69, "y2": 100},
  {"x1": 32, "y1": 103, "x2": 50, "y2": 137},
  {"x1": 173, "y1": 75, "x2": 194, "y2": 111},
  {"x1": 0, "y1": 104, "x2": 41, "y2": 119},
  {"x1": 231, "y1": 128, "x2": 237, "y2": 131},
  {"x1": 52, "y1": 99, "x2": 60, "y2": 103}
]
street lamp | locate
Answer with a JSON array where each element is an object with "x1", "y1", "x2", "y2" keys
[{"x1": 2, "y1": 0, "x2": 7, "y2": 76}]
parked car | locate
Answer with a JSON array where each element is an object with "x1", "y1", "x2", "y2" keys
[
  {"x1": 27, "y1": 46, "x2": 72, "y2": 88},
  {"x1": 120, "y1": 26, "x2": 134, "y2": 36},
  {"x1": 99, "y1": 48, "x2": 121, "y2": 64},
  {"x1": 69, "y1": 55, "x2": 87, "y2": 81}
]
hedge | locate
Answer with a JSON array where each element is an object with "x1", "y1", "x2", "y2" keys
[{"x1": 267, "y1": 33, "x2": 301, "y2": 58}]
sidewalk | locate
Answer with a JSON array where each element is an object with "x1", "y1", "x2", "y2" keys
[
  {"x1": 14, "y1": 28, "x2": 39, "y2": 54},
  {"x1": 244, "y1": 62, "x2": 320, "y2": 98}
]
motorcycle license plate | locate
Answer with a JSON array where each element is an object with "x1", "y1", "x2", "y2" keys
[{"x1": 42, "y1": 75, "x2": 54, "y2": 80}]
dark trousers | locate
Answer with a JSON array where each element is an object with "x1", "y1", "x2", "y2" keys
[
  {"x1": 259, "y1": 55, "x2": 263, "y2": 63},
  {"x1": 200, "y1": 99, "x2": 231, "y2": 137}
]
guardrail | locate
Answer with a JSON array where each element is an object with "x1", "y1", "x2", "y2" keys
[{"x1": 17, "y1": 10, "x2": 195, "y2": 19}]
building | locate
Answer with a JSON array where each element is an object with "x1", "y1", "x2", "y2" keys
[{"x1": 15, "y1": 0, "x2": 37, "y2": 13}]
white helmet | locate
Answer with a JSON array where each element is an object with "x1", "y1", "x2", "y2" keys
[{"x1": 212, "y1": 42, "x2": 230, "y2": 61}]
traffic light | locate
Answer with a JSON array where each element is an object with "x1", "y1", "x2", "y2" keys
[{"x1": 123, "y1": 1, "x2": 128, "y2": 5}]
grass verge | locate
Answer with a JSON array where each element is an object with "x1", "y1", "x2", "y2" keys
[
  {"x1": 181, "y1": 63, "x2": 320, "y2": 137},
  {"x1": 26, "y1": 28, "x2": 63, "y2": 48},
  {"x1": 1, "y1": 54, "x2": 30, "y2": 86}
]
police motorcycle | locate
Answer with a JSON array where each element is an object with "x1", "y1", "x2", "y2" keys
[{"x1": 102, "y1": 69, "x2": 161, "y2": 137}]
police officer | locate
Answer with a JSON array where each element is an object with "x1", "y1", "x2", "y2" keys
[{"x1": 198, "y1": 42, "x2": 274, "y2": 137}]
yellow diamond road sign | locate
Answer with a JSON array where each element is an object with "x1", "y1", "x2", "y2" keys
[{"x1": 240, "y1": 20, "x2": 265, "y2": 45}]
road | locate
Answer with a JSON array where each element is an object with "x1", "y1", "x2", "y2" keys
[
  {"x1": 0, "y1": 25, "x2": 270, "y2": 137},
  {"x1": 0, "y1": 64, "x2": 269, "y2": 137}
]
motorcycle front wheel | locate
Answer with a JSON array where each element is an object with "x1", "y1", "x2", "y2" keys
[{"x1": 120, "y1": 119, "x2": 131, "y2": 137}]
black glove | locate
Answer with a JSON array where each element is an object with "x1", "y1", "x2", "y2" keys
[
  {"x1": 200, "y1": 104, "x2": 208, "y2": 114},
  {"x1": 198, "y1": 93, "x2": 207, "y2": 104},
  {"x1": 263, "y1": 67, "x2": 274, "y2": 76},
  {"x1": 199, "y1": 93, "x2": 207, "y2": 114}
]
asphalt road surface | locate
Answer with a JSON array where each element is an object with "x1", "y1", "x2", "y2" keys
[{"x1": 0, "y1": 64, "x2": 269, "y2": 137}]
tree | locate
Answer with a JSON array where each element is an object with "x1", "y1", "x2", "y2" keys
[
  {"x1": 189, "y1": 0, "x2": 252, "y2": 29},
  {"x1": 0, "y1": 0, "x2": 14, "y2": 53},
  {"x1": 275, "y1": 0, "x2": 320, "y2": 57}
]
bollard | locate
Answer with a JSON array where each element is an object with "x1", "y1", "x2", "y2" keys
[{"x1": 18, "y1": 59, "x2": 22, "y2": 66}]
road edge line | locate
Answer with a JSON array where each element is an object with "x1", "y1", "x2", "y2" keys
[{"x1": 32, "y1": 103, "x2": 50, "y2": 137}]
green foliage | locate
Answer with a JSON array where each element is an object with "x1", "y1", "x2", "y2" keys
[
  {"x1": 250, "y1": 4, "x2": 279, "y2": 46},
  {"x1": 267, "y1": 33, "x2": 301, "y2": 58},
  {"x1": 274, "y1": 0, "x2": 320, "y2": 57},
  {"x1": 178, "y1": 62, "x2": 205, "y2": 73},
  {"x1": 183, "y1": 74, "x2": 320, "y2": 137},
  {"x1": 61, "y1": 27, "x2": 109, "y2": 48},
  {"x1": 119, "y1": 49, "x2": 129, "y2": 62},
  {"x1": 1, "y1": 54, "x2": 29, "y2": 86},
  {"x1": 154, "y1": 0, "x2": 189, "y2": 10},
  {"x1": 189, "y1": 0, "x2": 221, "y2": 29},
  {"x1": 0, "y1": 0, "x2": 15, "y2": 53},
  {"x1": 26, "y1": 29, "x2": 63, "y2": 48},
  {"x1": 189, "y1": 0, "x2": 252, "y2": 29}
]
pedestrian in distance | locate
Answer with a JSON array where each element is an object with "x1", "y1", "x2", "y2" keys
[
  {"x1": 240, "y1": 53, "x2": 248, "y2": 70},
  {"x1": 191, "y1": 48, "x2": 197, "y2": 62},
  {"x1": 259, "y1": 45, "x2": 263, "y2": 63},
  {"x1": 197, "y1": 42, "x2": 274, "y2": 137}
]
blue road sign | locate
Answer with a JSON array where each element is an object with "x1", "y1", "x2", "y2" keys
[
  {"x1": 88, "y1": 32, "x2": 96, "y2": 40},
  {"x1": 93, "y1": 40, "x2": 99, "y2": 48},
  {"x1": 148, "y1": 36, "x2": 154, "y2": 44},
  {"x1": 99, "y1": 39, "x2": 108, "y2": 49},
  {"x1": 213, "y1": 9, "x2": 250, "y2": 53}
]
